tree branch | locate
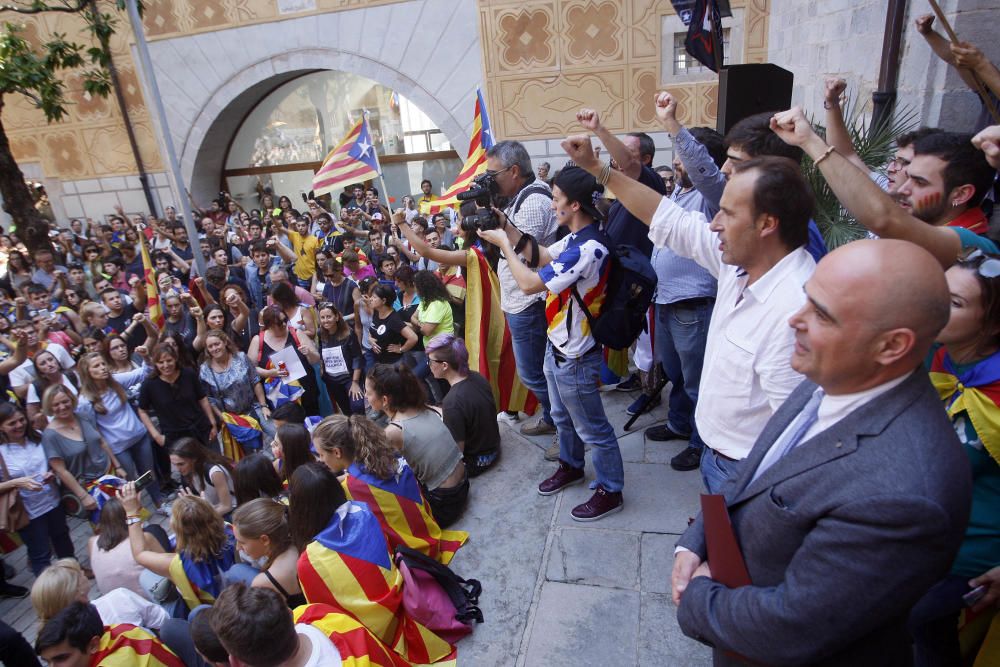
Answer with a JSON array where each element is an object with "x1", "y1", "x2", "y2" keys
[{"x1": 0, "y1": 0, "x2": 87, "y2": 14}]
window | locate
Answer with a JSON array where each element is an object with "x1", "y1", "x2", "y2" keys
[{"x1": 672, "y1": 28, "x2": 731, "y2": 75}]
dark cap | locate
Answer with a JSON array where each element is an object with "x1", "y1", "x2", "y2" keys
[{"x1": 553, "y1": 165, "x2": 604, "y2": 221}]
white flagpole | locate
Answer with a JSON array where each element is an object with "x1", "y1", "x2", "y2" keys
[{"x1": 364, "y1": 109, "x2": 395, "y2": 215}]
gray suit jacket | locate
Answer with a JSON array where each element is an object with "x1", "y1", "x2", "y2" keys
[{"x1": 677, "y1": 370, "x2": 972, "y2": 666}]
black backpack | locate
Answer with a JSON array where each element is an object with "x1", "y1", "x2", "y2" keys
[{"x1": 572, "y1": 244, "x2": 657, "y2": 351}]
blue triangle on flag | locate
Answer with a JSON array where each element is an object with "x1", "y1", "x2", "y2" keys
[{"x1": 348, "y1": 117, "x2": 381, "y2": 173}]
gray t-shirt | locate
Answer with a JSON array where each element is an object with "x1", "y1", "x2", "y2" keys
[
  {"x1": 41, "y1": 413, "x2": 109, "y2": 484},
  {"x1": 0, "y1": 440, "x2": 60, "y2": 519},
  {"x1": 392, "y1": 410, "x2": 462, "y2": 490}
]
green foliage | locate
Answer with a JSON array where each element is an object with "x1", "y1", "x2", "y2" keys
[{"x1": 804, "y1": 97, "x2": 920, "y2": 249}]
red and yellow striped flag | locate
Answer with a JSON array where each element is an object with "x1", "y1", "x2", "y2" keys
[
  {"x1": 343, "y1": 459, "x2": 468, "y2": 565},
  {"x1": 297, "y1": 501, "x2": 454, "y2": 664},
  {"x1": 91, "y1": 624, "x2": 184, "y2": 666},
  {"x1": 139, "y1": 236, "x2": 163, "y2": 329},
  {"x1": 293, "y1": 604, "x2": 412, "y2": 667},
  {"x1": 312, "y1": 115, "x2": 382, "y2": 197},
  {"x1": 428, "y1": 88, "x2": 494, "y2": 214},
  {"x1": 464, "y1": 247, "x2": 538, "y2": 415}
]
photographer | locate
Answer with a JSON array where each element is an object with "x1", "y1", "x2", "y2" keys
[
  {"x1": 483, "y1": 140, "x2": 558, "y2": 438},
  {"x1": 479, "y1": 166, "x2": 624, "y2": 521}
]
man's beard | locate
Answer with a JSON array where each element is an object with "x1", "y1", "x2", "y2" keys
[{"x1": 909, "y1": 192, "x2": 948, "y2": 224}]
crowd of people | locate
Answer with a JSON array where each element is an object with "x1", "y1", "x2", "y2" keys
[{"x1": 0, "y1": 12, "x2": 999, "y2": 665}]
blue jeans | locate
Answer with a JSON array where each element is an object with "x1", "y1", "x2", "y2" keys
[
  {"x1": 18, "y1": 506, "x2": 75, "y2": 576},
  {"x1": 506, "y1": 300, "x2": 552, "y2": 424},
  {"x1": 544, "y1": 343, "x2": 624, "y2": 492},
  {"x1": 655, "y1": 299, "x2": 713, "y2": 450},
  {"x1": 116, "y1": 434, "x2": 163, "y2": 504},
  {"x1": 700, "y1": 447, "x2": 743, "y2": 495}
]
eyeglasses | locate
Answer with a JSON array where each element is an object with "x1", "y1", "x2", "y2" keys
[
  {"x1": 428, "y1": 358, "x2": 447, "y2": 365},
  {"x1": 485, "y1": 165, "x2": 512, "y2": 178},
  {"x1": 959, "y1": 249, "x2": 1000, "y2": 278}
]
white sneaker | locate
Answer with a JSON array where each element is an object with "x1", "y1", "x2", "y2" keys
[{"x1": 497, "y1": 411, "x2": 521, "y2": 425}]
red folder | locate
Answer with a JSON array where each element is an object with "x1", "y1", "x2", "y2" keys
[{"x1": 701, "y1": 493, "x2": 751, "y2": 588}]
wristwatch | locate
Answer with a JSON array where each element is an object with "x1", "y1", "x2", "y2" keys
[{"x1": 126, "y1": 517, "x2": 142, "y2": 526}]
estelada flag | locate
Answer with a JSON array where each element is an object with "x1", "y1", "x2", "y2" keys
[
  {"x1": 293, "y1": 604, "x2": 412, "y2": 667},
  {"x1": 168, "y1": 527, "x2": 236, "y2": 611},
  {"x1": 343, "y1": 458, "x2": 468, "y2": 565},
  {"x1": 297, "y1": 501, "x2": 454, "y2": 664},
  {"x1": 929, "y1": 346, "x2": 1000, "y2": 464},
  {"x1": 313, "y1": 115, "x2": 382, "y2": 197},
  {"x1": 464, "y1": 247, "x2": 538, "y2": 415},
  {"x1": 220, "y1": 411, "x2": 263, "y2": 463},
  {"x1": 139, "y1": 235, "x2": 163, "y2": 329},
  {"x1": 428, "y1": 88, "x2": 495, "y2": 214},
  {"x1": 90, "y1": 623, "x2": 184, "y2": 666}
]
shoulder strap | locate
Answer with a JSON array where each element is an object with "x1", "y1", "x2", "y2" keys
[
  {"x1": 570, "y1": 285, "x2": 597, "y2": 330},
  {"x1": 511, "y1": 184, "x2": 552, "y2": 217},
  {"x1": 262, "y1": 568, "x2": 292, "y2": 599}
]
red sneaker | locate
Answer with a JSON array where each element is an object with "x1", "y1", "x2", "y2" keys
[
  {"x1": 571, "y1": 486, "x2": 623, "y2": 522},
  {"x1": 538, "y1": 461, "x2": 585, "y2": 496}
]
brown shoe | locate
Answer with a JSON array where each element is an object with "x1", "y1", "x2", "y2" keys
[
  {"x1": 538, "y1": 461, "x2": 585, "y2": 496},
  {"x1": 544, "y1": 437, "x2": 560, "y2": 462},
  {"x1": 521, "y1": 419, "x2": 557, "y2": 436},
  {"x1": 571, "y1": 486, "x2": 623, "y2": 522}
]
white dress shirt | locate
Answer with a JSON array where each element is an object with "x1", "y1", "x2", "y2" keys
[{"x1": 649, "y1": 196, "x2": 816, "y2": 459}]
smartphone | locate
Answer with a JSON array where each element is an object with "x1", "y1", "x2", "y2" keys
[
  {"x1": 963, "y1": 584, "x2": 987, "y2": 608},
  {"x1": 134, "y1": 470, "x2": 154, "y2": 492}
]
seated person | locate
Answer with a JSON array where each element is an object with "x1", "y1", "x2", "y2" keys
[
  {"x1": 227, "y1": 498, "x2": 304, "y2": 609},
  {"x1": 427, "y1": 334, "x2": 501, "y2": 476},
  {"x1": 35, "y1": 600, "x2": 183, "y2": 666},
  {"x1": 270, "y1": 422, "x2": 313, "y2": 486},
  {"x1": 233, "y1": 453, "x2": 285, "y2": 505},
  {"x1": 312, "y1": 414, "x2": 468, "y2": 564},
  {"x1": 88, "y1": 498, "x2": 167, "y2": 601}
]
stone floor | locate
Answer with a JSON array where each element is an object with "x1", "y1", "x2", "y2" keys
[{"x1": 0, "y1": 386, "x2": 712, "y2": 666}]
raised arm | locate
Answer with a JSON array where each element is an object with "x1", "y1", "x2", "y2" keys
[
  {"x1": 822, "y1": 78, "x2": 868, "y2": 174},
  {"x1": 916, "y1": 14, "x2": 981, "y2": 92},
  {"x1": 576, "y1": 108, "x2": 641, "y2": 180},
  {"x1": 655, "y1": 92, "x2": 727, "y2": 207},
  {"x1": 394, "y1": 212, "x2": 467, "y2": 266},
  {"x1": 121, "y1": 482, "x2": 174, "y2": 575}
]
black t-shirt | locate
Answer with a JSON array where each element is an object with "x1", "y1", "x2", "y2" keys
[
  {"x1": 441, "y1": 371, "x2": 501, "y2": 461},
  {"x1": 138, "y1": 367, "x2": 210, "y2": 436},
  {"x1": 369, "y1": 310, "x2": 407, "y2": 364},
  {"x1": 318, "y1": 331, "x2": 362, "y2": 379},
  {"x1": 106, "y1": 303, "x2": 141, "y2": 350},
  {"x1": 604, "y1": 164, "x2": 667, "y2": 258}
]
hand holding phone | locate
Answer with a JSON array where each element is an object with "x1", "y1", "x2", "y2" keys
[{"x1": 134, "y1": 470, "x2": 154, "y2": 492}]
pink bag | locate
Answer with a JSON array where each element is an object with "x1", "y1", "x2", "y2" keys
[{"x1": 395, "y1": 546, "x2": 483, "y2": 644}]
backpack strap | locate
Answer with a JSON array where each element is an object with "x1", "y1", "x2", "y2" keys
[
  {"x1": 511, "y1": 184, "x2": 552, "y2": 217},
  {"x1": 394, "y1": 546, "x2": 484, "y2": 623},
  {"x1": 513, "y1": 233, "x2": 541, "y2": 269}
]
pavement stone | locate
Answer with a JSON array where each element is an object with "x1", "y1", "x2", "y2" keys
[
  {"x1": 640, "y1": 533, "x2": 677, "y2": 595},
  {"x1": 545, "y1": 527, "x2": 641, "y2": 590},
  {"x1": 639, "y1": 592, "x2": 714, "y2": 666}
]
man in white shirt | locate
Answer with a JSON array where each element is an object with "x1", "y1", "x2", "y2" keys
[{"x1": 561, "y1": 133, "x2": 815, "y2": 493}]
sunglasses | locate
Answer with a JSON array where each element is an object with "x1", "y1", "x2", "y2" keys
[{"x1": 960, "y1": 249, "x2": 1000, "y2": 278}]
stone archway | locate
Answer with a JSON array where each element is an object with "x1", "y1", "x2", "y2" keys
[{"x1": 178, "y1": 48, "x2": 472, "y2": 205}]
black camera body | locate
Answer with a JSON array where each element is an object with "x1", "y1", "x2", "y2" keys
[{"x1": 458, "y1": 172, "x2": 502, "y2": 232}]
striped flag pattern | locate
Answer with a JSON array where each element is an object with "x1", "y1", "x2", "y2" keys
[
  {"x1": 220, "y1": 411, "x2": 263, "y2": 463},
  {"x1": 464, "y1": 247, "x2": 538, "y2": 415},
  {"x1": 139, "y1": 236, "x2": 163, "y2": 329},
  {"x1": 90, "y1": 623, "x2": 184, "y2": 666},
  {"x1": 427, "y1": 88, "x2": 495, "y2": 214},
  {"x1": 312, "y1": 115, "x2": 382, "y2": 197},
  {"x1": 293, "y1": 604, "x2": 412, "y2": 667},
  {"x1": 297, "y1": 501, "x2": 454, "y2": 664},
  {"x1": 343, "y1": 459, "x2": 468, "y2": 565},
  {"x1": 167, "y1": 529, "x2": 235, "y2": 612}
]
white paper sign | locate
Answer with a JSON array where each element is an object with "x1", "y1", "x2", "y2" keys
[
  {"x1": 322, "y1": 346, "x2": 348, "y2": 377},
  {"x1": 277, "y1": 0, "x2": 316, "y2": 15},
  {"x1": 269, "y1": 345, "x2": 307, "y2": 382}
]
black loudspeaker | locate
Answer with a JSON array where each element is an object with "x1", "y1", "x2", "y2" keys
[{"x1": 716, "y1": 64, "x2": 794, "y2": 136}]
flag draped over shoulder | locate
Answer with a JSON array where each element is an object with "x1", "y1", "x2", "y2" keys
[
  {"x1": 297, "y1": 501, "x2": 454, "y2": 664},
  {"x1": 90, "y1": 624, "x2": 184, "y2": 667},
  {"x1": 428, "y1": 89, "x2": 495, "y2": 214},
  {"x1": 219, "y1": 411, "x2": 263, "y2": 463},
  {"x1": 293, "y1": 604, "x2": 412, "y2": 667},
  {"x1": 464, "y1": 247, "x2": 537, "y2": 415},
  {"x1": 139, "y1": 238, "x2": 163, "y2": 329},
  {"x1": 929, "y1": 347, "x2": 1000, "y2": 464},
  {"x1": 343, "y1": 459, "x2": 468, "y2": 565},
  {"x1": 168, "y1": 530, "x2": 235, "y2": 612},
  {"x1": 671, "y1": 0, "x2": 724, "y2": 72},
  {"x1": 313, "y1": 115, "x2": 382, "y2": 197}
]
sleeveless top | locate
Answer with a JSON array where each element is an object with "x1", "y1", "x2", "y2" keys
[
  {"x1": 390, "y1": 410, "x2": 463, "y2": 491},
  {"x1": 90, "y1": 538, "x2": 148, "y2": 600},
  {"x1": 263, "y1": 569, "x2": 307, "y2": 608}
]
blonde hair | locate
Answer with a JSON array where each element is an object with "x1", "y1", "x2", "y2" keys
[
  {"x1": 170, "y1": 495, "x2": 228, "y2": 562},
  {"x1": 232, "y1": 498, "x2": 293, "y2": 568},
  {"x1": 312, "y1": 415, "x2": 398, "y2": 480},
  {"x1": 41, "y1": 384, "x2": 78, "y2": 417},
  {"x1": 31, "y1": 559, "x2": 84, "y2": 622},
  {"x1": 80, "y1": 302, "x2": 105, "y2": 326}
]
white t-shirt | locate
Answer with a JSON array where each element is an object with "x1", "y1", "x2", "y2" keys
[
  {"x1": 297, "y1": 623, "x2": 342, "y2": 667},
  {"x1": 93, "y1": 587, "x2": 170, "y2": 631},
  {"x1": 26, "y1": 375, "x2": 79, "y2": 404},
  {"x1": 9, "y1": 344, "x2": 75, "y2": 388}
]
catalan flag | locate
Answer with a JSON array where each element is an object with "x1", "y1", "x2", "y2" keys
[
  {"x1": 265, "y1": 376, "x2": 305, "y2": 407},
  {"x1": 427, "y1": 89, "x2": 494, "y2": 214},
  {"x1": 293, "y1": 604, "x2": 412, "y2": 667},
  {"x1": 929, "y1": 347, "x2": 1000, "y2": 464},
  {"x1": 343, "y1": 458, "x2": 468, "y2": 565},
  {"x1": 220, "y1": 411, "x2": 263, "y2": 462},
  {"x1": 313, "y1": 115, "x2": 382, "y2": 197},
  {"x1": 167, "y1": 528, "x2": 236, "y2": 611},
  {"x1": 139, "y1": 235, "x2": 163, "y2": 329},
  {"x1": 297, "y1": 501, "x2": 454, "y2": 664},
  {"x1": 90, "y1": 623, "x2": 184, "y2": 666},
  {"x1": 464, "y1": 247, "x2": 538, "y2": 415}
]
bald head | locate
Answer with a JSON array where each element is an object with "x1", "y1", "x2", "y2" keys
[{"x1": 790, "y1": 239, "x2": 949, "y2": 394}]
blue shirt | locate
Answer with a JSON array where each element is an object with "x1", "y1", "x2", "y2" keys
[{"x1": 653, "y1": 187, "x2": 719, "y2": 304}]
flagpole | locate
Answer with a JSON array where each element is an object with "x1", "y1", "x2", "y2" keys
[{"x1": 364, "y1": 109, "x2": 396, "y2": 215}]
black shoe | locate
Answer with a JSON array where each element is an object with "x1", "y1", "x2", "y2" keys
[
  {"x1": 644, "y1": 424, "x2": 691, "y2": 442},
  {"x1": 0, "y1": 582, "x2": 28, "y2": 599},
  {"x1": 670, "y1": 447, "x2": 702, "y2": 471},
  {"x1": 615, "y1": 373, "x2": 641, "y2": 392},
  {"x1": 1, "y1": 560, "x2": 14, "y2": 580}
]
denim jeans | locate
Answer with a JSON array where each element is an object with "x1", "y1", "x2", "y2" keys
[
  {"x1": 544, "y1": 343, "x2": 624, "y2": 492},
  {"x1": 700, "y1": 447, "x2": 744, "y2": 495},
  {"x1": 506, "y1": 300, "x2": 552, "y2": 424},
  {"x1": 18, "y1": 506, "x2": 75, "y2": 576},
  {"x1": 116, "y1": 434, "x2": 163, "y2": 504},
  {"x1": 655, "y1": 299, "x2": 713, "y2": 450}
]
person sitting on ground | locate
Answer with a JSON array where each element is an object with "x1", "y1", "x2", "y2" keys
[
  {"x1": 88, "y1": 498, "x2": 167, "y2": 602},
  {"x1": 169, "y1": 437, "x2": 236, "y2": 518},
  {"x1": 366, "y1": 364, "x2": 468, "y2": 527},
  {"x1": 227, "y1": 498, "x2": 305, "y2": 608},
  {"x1": 427, "y1": 334, "x2": 502, "y2": 476},
  {"x1": 270, "y1": 422, "x2": 313, "y2": 486},
  {"x1": 121, "y1": 482, "x2": 237, "y2": 618},
  {"x1": 312, "y1": 414, "x2": 468, "y2": 564},
  {"x1": 31, "y1": 558, "x2": 169, "y2": 632},
  {"x1": 233, "y1": 453, "x2": 284, "y2": 505},
  {"x1": 35, "y1": 601, "x2": 183, "y2": 667}
]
